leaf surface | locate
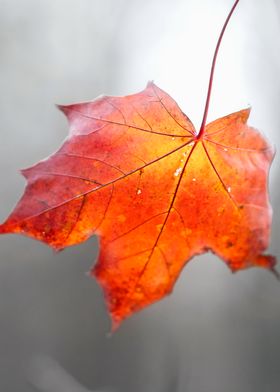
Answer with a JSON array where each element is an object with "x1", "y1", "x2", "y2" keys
[{"x1": 0, "y1": 82, "x2": 276, "y2": 327}]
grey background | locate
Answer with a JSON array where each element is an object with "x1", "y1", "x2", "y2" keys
[{"x1": 0, "y1": 1, "x2": 280, "y2": 391}]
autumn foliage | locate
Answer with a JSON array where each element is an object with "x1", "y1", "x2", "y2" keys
[
  {"x1": 0, "y1": 81, "x2": 275, "y2": 327},
  {"x1": 0, "y1": 0, "x2": 276, "y2": 328}
]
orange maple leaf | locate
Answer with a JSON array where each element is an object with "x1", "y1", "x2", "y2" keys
[{"x1": 0, "y1": 0, "x2": 276, "y2": 328}]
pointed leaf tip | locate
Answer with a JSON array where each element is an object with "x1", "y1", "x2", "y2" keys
[{"x1": 56, "y1": 104, "x2": 70, "y2": 115}]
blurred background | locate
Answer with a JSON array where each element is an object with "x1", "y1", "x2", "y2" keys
[{"x1": 0, "y1": 0, "x2": 279, "y2": 391}]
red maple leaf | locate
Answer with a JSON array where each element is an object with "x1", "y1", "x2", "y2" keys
[{"x1": 0, "y1": 0, "x2": 276, "y2": 328}]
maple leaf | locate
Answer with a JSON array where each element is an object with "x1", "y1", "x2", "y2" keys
[
  {"x1": 0, "y1": 0, "x2": 276, "y2": 328},
  {"x1": 0, "y1": 81, "x2": 276, "y2": 326}
]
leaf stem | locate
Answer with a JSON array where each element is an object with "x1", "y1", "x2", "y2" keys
[{"x1": 197, "y1": 0, "x2": 240, "y2": 139}]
